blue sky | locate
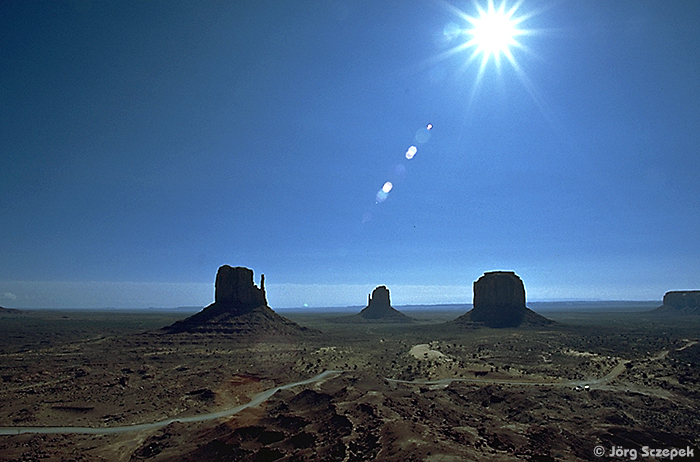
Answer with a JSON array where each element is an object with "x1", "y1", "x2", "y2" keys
[{"x1": 1, "y1": 0, "x2": 699, "y2": 308}]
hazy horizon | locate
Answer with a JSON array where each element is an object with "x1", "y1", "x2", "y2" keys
[
  {"x1": 0, "y1": 278, "x2": 669, "y2": 310},
  {"x1": 2, "y1": 1, "x2": 699, "y2": 309}
]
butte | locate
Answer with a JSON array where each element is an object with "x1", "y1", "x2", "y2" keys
[
  {"x1": 163, "y1": 265, "x2": 313, "y2": 337},
  {"x1": 336, "y1": 286, "x2": 414, "y2": 323},
  {"x1": 453, "y1": 271, "x2": 552, "y2": 328}
]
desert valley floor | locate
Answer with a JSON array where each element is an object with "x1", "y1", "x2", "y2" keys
[{"x1": 0, "y1": 305, "x2": 698, "y2": 461}]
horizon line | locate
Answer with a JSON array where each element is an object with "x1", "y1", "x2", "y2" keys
[{"x1": 4, "y1": 299, "x2": 663, "y2": 311}]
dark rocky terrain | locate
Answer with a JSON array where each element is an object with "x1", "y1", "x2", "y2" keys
[
  {"x1": 1, "y1": 270, "x2": 698, "y2": 461},
  {"x1": 653, "y1": 291, "x2": 700, "y2": 316},
  {"x1": 454, "y1": 271, "x2": 553, "y2": 328},
  {"x1": 0, "y1": 305, "x2": 699, "y2": 461}
]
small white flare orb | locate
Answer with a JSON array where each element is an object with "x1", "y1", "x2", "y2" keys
[
  {"x1": 376, "y1": 182, "x2": 393, "y2": 203},
  {"x1": 405, "y1": 146, "x2": 417, "y2": 160}
]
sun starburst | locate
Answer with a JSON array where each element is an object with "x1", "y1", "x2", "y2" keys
[
  {"x1": 430, "y1": 1, "x2": 555, "y2": 135},
  {"x1": 464, "y1": 0, "x2": 527, "y2": 72},
  {"x1": 431, "y1": 0, "x2": 538, "y2": 106}
]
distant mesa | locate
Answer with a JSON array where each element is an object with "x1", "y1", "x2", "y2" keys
[
  {"x1": 335, "y1": 286, "x2": 414, "y2": 323},
  {"x1": 0, "y1": 306, "x2": 20, "y2": 314},
  {"x1": 358, "y1": 286, "x2": 414, "y2": 322},
  {"x1": 453, "y1": 271, "x2": 552, "y2": 328},
  {"x1": 652, "y1": 291, "x2": 700, "y2": 315},
  {"x1": 163, "y1": 265, "x2": 313, "y2": 336}
]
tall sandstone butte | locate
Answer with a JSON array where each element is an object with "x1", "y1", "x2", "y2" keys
[
  {"x1": 454, "y1": 271, "x2": 552, "y2": 328},
  {"x1": 164, "y1": 265, "x2": 311, "y2": 336},
  {"x1": 472, "y1": 271, "x2": 526, "y2": 327},
  {"x1": 214, "y1": 265, "x2": 266, "y2": 309},
  {"x1": 357, "y1": 286, "x2": 413, "y2": 322},
  {"x1": 332, "y1": 285, "x2": 414, "y2": 323}
]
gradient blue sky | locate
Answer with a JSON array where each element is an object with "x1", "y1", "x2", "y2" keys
[{"x1": 2, "y1": 0, "x2": 699, "y2": 308}]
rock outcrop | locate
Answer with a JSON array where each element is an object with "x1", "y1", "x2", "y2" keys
[
  {"x1": 653, "y1": 291, "x2": 700, "y2": 315},
  {"x1": 454, "y1": 271, "x2": 552, "y2": 328},
  {"x1": 163, "y1": 266, "x2": 312, "y2": 336},
  {"x1": 0, "y1": 306, "x2": 20, "y2": 314},
  {"x1": 334, "y1": 286, "x2": 414, "y2": 323},
  {"x1": 214, "y1": 265, "x2": 266, "y2": 308},
  {"x1": 356, "y1": 286, "x2": 414, "y2": 322}
]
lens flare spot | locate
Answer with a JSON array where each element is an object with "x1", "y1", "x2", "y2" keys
[
  {"x1": 415, "y1": 127, "x2": 432, "y2": 144},
  {"x1": 443, "y1": 22, "x2": 462, "y2": 42},
  {"x1": 375, "y1": 182, "x2": 393, "y2": 203},
  {"x1": 405, "y1": 146, "x2": 417, "y2": 160}
]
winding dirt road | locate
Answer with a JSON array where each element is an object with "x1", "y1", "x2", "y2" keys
[
  {"x1": 3, "y1": 340, "x2": 696, "y2": 436},
  {"x1": 0, "y1": 370, "x2": 343, "y2": 436}
]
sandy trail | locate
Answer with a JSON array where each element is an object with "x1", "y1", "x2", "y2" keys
[
  {"x1": 388, "y1": 348, "x2": 684, "y2": 403},
  {"x1": 678, "y1": 339, "x2": 698, "y2": 351}
]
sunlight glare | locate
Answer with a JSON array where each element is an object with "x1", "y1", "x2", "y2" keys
[
  {"x1": 464, "y1": 0, "x2": 526, "y2": 71},
  {"x1": 431, "y1": 1, "x2": 554, "y2": 131}
]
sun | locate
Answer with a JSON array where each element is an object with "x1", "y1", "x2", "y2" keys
[
  {"x1": 432, "y1": 1, "x2": 550, "y2": 127},
  {"x1": 464, "y1": 0, "x2": 527, "y2": 71},
  {"x1": 434, "y1": 0, "x2": 533, "y2": 77}
]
